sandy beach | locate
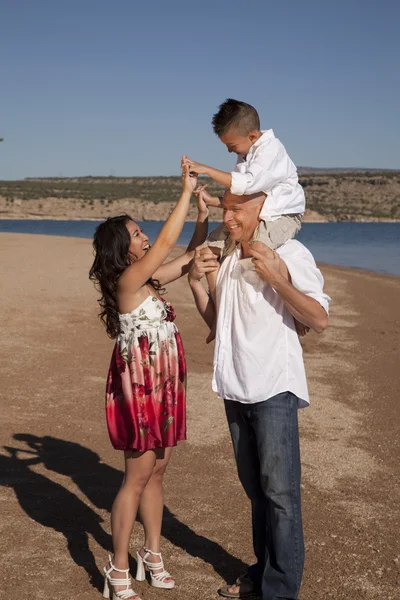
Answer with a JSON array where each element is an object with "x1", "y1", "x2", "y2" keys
[{"x1": 0, "y1": 233, "x2": 399, "y2": 600}]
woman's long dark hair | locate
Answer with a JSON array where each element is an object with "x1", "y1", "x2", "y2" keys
[{"x1": 89, "y1": 214, "x2": 164, "y2": 338}]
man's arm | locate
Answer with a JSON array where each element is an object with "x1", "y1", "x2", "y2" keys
[
  {"x1": 249, "y1": 248, "x2": 328, "y2": 334},
  {"x1": 188, "y1": 249, "x2": 219, "y2": 329}
]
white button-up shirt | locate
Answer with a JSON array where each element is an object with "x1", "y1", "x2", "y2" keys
[
  {"x1": 230, "y1": 130, "x2": 306, "y2": 221},
  {"x1": 212, "y1": 240, "x2": 331, "y2": 407}
]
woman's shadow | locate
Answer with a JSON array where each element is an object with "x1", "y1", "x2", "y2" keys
[
  {"x1": 0, "y1": 444, "x2": 111, "y2": 590},
  {"x1": 8, "y1": 433, "x2": 247, "y2": 583}
]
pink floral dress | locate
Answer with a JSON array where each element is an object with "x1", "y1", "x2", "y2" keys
[{"x1": 105, "y1": 293, "x2": 187, "y2": 452}]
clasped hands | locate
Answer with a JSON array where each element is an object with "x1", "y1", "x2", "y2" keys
[
  {"x1": 189, "y1": 246, "x2": 220, "y2": 284},
  {"x1": 181, "y1": 155, "x2": 222, "y2": 209},
  {"x1": 181, "y1": 154, "x2": 209, "y2": 175}
]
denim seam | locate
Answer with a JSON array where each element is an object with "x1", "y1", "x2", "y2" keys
[{"x1": 289, "y1": 395, "x2": 302, "y2": 594}]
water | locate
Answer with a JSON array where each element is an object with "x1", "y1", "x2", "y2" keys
[{"x1": 1, "y1": 219, "x2": 399, "y2": 277}]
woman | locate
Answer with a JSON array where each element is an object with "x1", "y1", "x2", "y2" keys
[{"x1": 89, "y1": 165, "x2": 208, "y2": 600}]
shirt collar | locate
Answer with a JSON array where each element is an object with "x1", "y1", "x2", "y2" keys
[{"x1": 247, "y1": 129, "x2": 275, "y2": 156}]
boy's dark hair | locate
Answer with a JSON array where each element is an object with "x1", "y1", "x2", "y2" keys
[{"x1": 212, "y1": 99, "x2": 260, "y2": 137}]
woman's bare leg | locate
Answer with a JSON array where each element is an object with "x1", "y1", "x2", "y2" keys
[
  {"x1": 137, "y1": 447, "x2": 174, "y2": 581},
  {"x1": 109, "y1": 449, "x2": 157, "y2": 591}
]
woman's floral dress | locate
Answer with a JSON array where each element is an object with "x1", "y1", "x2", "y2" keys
[{"x1": 105, "y1": 293, "x2": 187, "y2": 452}]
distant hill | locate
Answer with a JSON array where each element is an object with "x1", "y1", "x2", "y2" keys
[{"x1": 1, "y1": 171, "x2": 400, "y2": 221}]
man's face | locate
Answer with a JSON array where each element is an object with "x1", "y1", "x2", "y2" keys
[
  {"x1": 222, "y1": 191, "x2": 264, "y2": 244},
  {"x1": 219, "y1": 128, "x2": 258, "y2": 156}
]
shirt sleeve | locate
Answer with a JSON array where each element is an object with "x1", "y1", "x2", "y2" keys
[
  {"x1": 278, "y1": 242, "x2": 331, "y2": 314},
  {"x1": 230, "y1": 139, "x2": 296, "y2": 196}
]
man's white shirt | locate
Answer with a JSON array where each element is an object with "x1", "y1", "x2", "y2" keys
[
  {"x1": 212, "y1": 240, "x2": 331, "y2": 407},
  {"x1": 230, "y1": 130, "x2": 306, "y2": 221}
]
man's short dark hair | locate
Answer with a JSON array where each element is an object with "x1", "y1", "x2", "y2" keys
[{"x1": 212, "y1": 99, "x2": 260, "y2": 137}]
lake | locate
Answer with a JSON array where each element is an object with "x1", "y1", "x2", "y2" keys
[{"x1": 0, "y1": 220, "x2": 399, "y2": 277}]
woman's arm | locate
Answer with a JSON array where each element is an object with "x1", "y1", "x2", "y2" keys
[
  {"x1": 153, "y1": 187, "x2": 210, "y2": 286},
  {"x1": 119, "y1": 164, "x2": 196, "y2": 295}
]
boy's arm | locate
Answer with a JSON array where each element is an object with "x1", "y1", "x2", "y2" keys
[
  {"x1": 183, "y1": 146, "x2": 291, "y2": 197},
  {"x1": 183, "y1": 156, "x2": 232, "y2": 188}
]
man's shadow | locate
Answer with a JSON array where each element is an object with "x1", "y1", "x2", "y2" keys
[
  {"x1": 0, "y1": 445, "x2": 111, "y2": 590},
  {"x1": 10, "y1": 433, "x2": 247, "y2": 582}
]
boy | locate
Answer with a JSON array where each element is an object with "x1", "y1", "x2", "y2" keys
[
  {"x1": 183, "y1": 98, "x2": 308, "y2": 340},
  {"x1": 183, "y1": 98, "x2": 305, "y2": 257}
]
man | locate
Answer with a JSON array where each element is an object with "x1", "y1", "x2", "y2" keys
[{"x1": 188, "y1": 190, "x2": 330, "y2": 600}]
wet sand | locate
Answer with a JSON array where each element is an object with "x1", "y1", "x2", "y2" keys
[{"x1": 0, "y1": 233, "x2": 399, "y2": 600}]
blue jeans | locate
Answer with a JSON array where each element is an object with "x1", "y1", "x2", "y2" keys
[{"x1": 224, "y1": 392, "x2": 304, "y2": 600}]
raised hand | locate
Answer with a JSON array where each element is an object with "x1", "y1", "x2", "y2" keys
[
  {"x1": 194, "y1": 184, "x2": 222, "y2": 208},
  {"x1": 181, "y1": 155, "x2": 209, "y2": 175},
  {"x1": 193, "y1": 184, "x2": 209, "y2": 213},
  {"x1": 181, "y1": 159, "x2": 198, "y2": 193}
]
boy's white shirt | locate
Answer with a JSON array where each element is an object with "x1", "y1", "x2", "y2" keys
[{"x1": 230, "y1": 129, "x2": 306, "y2": 221}]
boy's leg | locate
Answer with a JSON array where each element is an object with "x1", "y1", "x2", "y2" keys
[
  {"x1": 252, "y1": 216, "x2": 309, "y2": 336},
  {"x1": 206, "y1": 222, "x2": 229, "y2": 261},
  {"x1": 207, "y1": 223, "x2": 236, "y2": 260},
  {"x1": 252, "y1": 214, "x2": 302, "y2": 253}
]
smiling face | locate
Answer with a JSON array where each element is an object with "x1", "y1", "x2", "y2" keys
[
  {"x1": 219, "y1": 127, "x2": 261, "y2": 156},
  {"x1": 222, "y1": 191, "x2": 265, "y2": 244},
  {"x1": 125, "y1": 220, "x2": 150, "y2": 261}
]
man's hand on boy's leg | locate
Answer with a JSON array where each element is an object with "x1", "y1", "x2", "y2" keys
[
  {"x1": 250, "y1": 242, "x2": 310, "y2": 338},
  {"x1": 250, "y1": 240, "x2": 275, "y2": 258}
]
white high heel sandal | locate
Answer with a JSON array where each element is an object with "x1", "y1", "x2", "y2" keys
[
  {"x1": 135, "y1": 548, "x2": 175, "y2": 589},
  {"x1": 103, "y1": 555, "x2": 141, "y2": 600}
]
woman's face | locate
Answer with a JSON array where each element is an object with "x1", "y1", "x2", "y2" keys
[{"x1": 125, "y1": 220, "x2": 150, "y2": 261}]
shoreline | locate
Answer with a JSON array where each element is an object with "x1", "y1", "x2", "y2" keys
[{"x1": 1, "y1": 231, "x2": 399, "y2": 280}]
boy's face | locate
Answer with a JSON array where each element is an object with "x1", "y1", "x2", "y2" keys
[{"x1": 219, "y1": 128, "x2": 260, "y2": 156}]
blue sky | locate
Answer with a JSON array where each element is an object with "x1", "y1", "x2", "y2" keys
[{"x1": 1, "y1": 0, "x2": 399, "y2": 179}]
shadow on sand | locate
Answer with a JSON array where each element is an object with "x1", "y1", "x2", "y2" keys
[{"x1": 1, "y1": 434, "x2": 247, "y2": 590}]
